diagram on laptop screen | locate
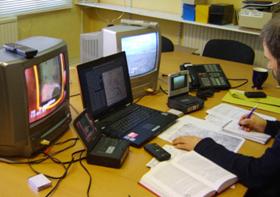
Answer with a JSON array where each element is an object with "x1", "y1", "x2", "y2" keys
[{"x1": 102, "y1": 66, "x2": 127, "y2": 106}]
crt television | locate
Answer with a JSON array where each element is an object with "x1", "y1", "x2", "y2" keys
[
  {"x1": 102, "y1": 23, "x2": 161, "y2": 98},
  {"x1": 0, "y1": 36, "x2": 71, "y2": 157}
]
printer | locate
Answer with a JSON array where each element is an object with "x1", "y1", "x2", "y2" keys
[{"x1": 238, "y1": 2, "x2": 280, "y2": 30}]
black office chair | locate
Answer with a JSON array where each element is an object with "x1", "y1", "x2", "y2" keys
[
  {"x1": 161, "y1": 36, "x2": 174, "y2": 52},
  {"x1": 202, "y1": 39, "x2": 255, "y2": 65}
]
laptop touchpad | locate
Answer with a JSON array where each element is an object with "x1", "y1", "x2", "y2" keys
[{"x1": 142, "y1": 123, "x2": 155, "y2": 130}]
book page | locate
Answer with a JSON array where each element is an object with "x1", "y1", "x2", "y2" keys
[
  {"x1": 206, "y1": 103, "x2": 272, "y2": 144},
  {"x1": 177, "y1": 124, "x2": 244, "y2": 152},
  {"x1": 205, "y1": 114, "x2": 232, "y2": 128},
  {"x1": 140, "y1": 161, "x2": 215, "y2": 197},
  {"x1": 207, "y1": 103, "x2": 276, "y2": 121},
  {"x1": 146, "y1": 145, "x2": 186, "y2": 168},
  {"x1": 223, "y1": 120, "x2": 271, "y2": 144},
  {"x1": 173, "y1": 151, "x2": 237, "y2": 193},
  {"x1": 159, "y1": 115, "x2": 194, "y2": 141},
  {"x1": 159, "y1": 116, "x2": 244, "y2": 153}
]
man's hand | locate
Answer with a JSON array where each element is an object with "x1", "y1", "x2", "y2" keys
[
  {"x1": 239, "y1": 114, "x2": 267, "y2": 132},
  {"x1": 172, "y1": 136, "x2": 201, "y2": 151}
]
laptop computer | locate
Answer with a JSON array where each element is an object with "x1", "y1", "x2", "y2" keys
[
  {"x1": 77, "y1": 52, "x2": 177, "y2": 147},
  {"x1": 73, "y1": 110, "x2": 129, "y2": 168}
]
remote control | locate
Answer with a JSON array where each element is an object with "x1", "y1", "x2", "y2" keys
[
  {"x1": 3, "y1": 43, "x2": 38, "y2": 58},
  {"x1": 245, "y1": 91, "x2": 267, "y2": 98},
  {"x1": 144, "y1": 143, "x2": 171, "y2": 161}
]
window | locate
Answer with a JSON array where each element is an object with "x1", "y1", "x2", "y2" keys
[{"x1": 0, "y1": 0, "x2": 72, "y2": 18}]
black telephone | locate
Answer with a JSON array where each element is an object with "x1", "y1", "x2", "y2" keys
[{"x1": 180, "y1": 63, "x2": 231, "y2": 91}]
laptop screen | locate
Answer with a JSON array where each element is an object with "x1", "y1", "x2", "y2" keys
[{"x1": 77, "y1": 52, "x2": 133, "y2": 119}]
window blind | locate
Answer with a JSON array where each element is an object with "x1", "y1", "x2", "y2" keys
[{"x1": 0, "y1": 0, "x2": 72, "y2": 18}]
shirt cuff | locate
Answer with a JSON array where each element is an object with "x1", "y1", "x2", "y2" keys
[
  {"x1": 194, "y1": 137, "x2": 216, "y2": 155},
  {"x1": 265, "y1": 120, "x2": 280, "y2": 137}
]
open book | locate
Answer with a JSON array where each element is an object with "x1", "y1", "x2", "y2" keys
[
  {"x1": 206, "y1": 103, "x2": 275, "y2": 144},
  {"x1": 140, "y1": 150, "x2": 237, "y2": 197},
  {"x1": 159, "y1": 115, "x2": 244, "y2": 153}
]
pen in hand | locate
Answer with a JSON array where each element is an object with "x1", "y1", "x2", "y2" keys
[
  {"x1": 246, "y1": 106, "x2": 257, "y2": 119},
  {"x1": 238, "y1": 106, "x2": 257, "y2": 129}
]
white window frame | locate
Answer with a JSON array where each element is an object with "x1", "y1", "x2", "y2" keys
[{"x1": 0, "y1": 0, "x2": 72, "y2": 18}]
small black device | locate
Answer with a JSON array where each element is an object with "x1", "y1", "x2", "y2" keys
[
  {"x1": 144, "y1": 143, "x2": 171, "y2": 161},
  {"x1": 168, "y1": 94, "x2": 204, "y2": 114},
  {"x1": 245, "y1": 91, "x2": 267, "y2": 98},
  {"x1": 180, "y1": 63, "x2": 231, "y2": 91},
  {"x1": 167, "y1": 70, "x2": 204, "y2": 114},
  {"x1": 74, "y1": 110, "x2": 129, "y2": 168},
  {"x1": 208, "y1": 4, "x2": 234, "y2": 25},
  {"x1": 3, "y1": 43, "x2": 38, "y2": 58}
]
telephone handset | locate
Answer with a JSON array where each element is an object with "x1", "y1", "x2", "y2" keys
[{"x1": 180, "y1": 63, "x2": 231, "y2": 90}]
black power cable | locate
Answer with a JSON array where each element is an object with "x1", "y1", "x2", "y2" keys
[
  {"x1": 228, "y1": 78, "x2": 249, "y2": 89},
  {"x1": 79, "y1": 150, "x2": 92, "y2": 197}
]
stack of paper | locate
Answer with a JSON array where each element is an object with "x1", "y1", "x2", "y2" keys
[
  {"x1": 242, "y1": 1, "x2": 279, "y2": 11},
  {"x1": 206, "y1": 103, "x2": 275, "y2": 144}
]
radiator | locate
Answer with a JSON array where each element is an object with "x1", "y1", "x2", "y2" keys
[
  {"x1": 182, "y1": 24, "x2": 266, "y2": 67},
  {"x1": 80, "y1": 31, "x2": 103, "y2": 63},
  {"x1": 0, "y1": 17, "x2": 18, "y2": 46}
]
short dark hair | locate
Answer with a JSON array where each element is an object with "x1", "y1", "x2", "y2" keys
[{"x1": 261, "y1": 16, "x2": 280, "y2": 65}]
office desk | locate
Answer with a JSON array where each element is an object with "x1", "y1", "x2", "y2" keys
[{"x1": 1, "y1": 52, "x2": 279, "y2": 197}]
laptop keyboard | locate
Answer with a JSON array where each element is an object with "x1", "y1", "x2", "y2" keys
[{"x1": 107, "y1": 105, "x2": 157, "y2": 137}]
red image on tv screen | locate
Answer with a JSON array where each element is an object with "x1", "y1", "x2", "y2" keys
[{"x1": 25, "y1": 53, "x2": 67, "y2": 123}]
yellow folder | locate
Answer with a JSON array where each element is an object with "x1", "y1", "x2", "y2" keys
[{"x1": 222, "y1": 89, "x2": 280, "y2": 114}]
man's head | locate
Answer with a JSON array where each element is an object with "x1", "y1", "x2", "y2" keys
[{"x1": 261, "y1": 16, "x2": 280, "y2": 83}]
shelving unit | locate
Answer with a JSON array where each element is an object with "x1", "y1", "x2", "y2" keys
[{"x1": 76, "y1": 2, "x2": 260, "y2": 36}]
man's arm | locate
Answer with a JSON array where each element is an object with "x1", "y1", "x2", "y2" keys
[
  {"x1": 195, "y1": 129, "x2": 280, "y2": 188},
  {"x1": 265, "y1": 120, "x2": 280, "y2": 137}
]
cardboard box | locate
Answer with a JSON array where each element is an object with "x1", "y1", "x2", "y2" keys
[
  {"x1": 238, "y1": 9, "x2": 273, "y2": 29},
  {"x1": 196, "y1": 5, "x2": 209, "y2": 23},
  {"x1": 182, "y1": 0, "x2": 207, "y2": 5}
]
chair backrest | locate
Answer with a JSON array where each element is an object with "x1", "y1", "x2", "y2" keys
[
  {"x1": 161, "y1": 36, "x2": 174, "y2": 52},
  {"x1": 202, "y1": 39, "x2": 255, "y2": 65}
]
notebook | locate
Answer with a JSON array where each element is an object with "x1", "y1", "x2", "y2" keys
[
  {"x1": 77, "y1": 52, "x2": 178, "y2": 147},
  {"x1": 73, "y1": 110, "x2": 129, "y2": 168}
]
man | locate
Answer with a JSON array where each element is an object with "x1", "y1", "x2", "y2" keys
[{"x1": 173, "y1": 16, "x2": 280, "y2": 197}]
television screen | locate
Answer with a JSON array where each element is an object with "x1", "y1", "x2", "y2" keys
[
  {"x1": 39, "y1": 56, "x2": 62, "y2": 105},
  {"x1": 121, "y1": 32, "x2": 157, "y2": 77},
  {"x1": 102, "y1": 24, "x2": 161, "y2": 98},
  {"x1": 25, "y1": 53, "x2": 67, "y2": 123}
]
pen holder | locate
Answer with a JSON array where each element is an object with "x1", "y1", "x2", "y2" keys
[{"x1": 252, "y1": 67, "x2": 268, "y2": 90}]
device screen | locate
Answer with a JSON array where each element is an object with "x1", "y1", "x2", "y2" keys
[
  {"x1": 172, "y1": 75, "x2": 187, "y2": 90},
  {"x1": 75, "y1": 111, "x2": 99, "y2": 144},
  {"x1": 121, "y1": 32, "x2": 157, "y2": 77},
  {"x1": 78, "y1": 52, "x2": 131, "y2": 118},
  {"x1": 168, "y1": 71, "x2": 189, "y2": 97},
  {"x1": 39, "y1": 56, "x2": 62, "y2": 105},
  {"x1": 25, "y1": 53, "x2": 67, "y2": 123}
]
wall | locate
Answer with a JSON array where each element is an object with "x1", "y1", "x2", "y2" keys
[
  {"x1": 100, "y1": 0, "x2": 242, "y2": 14},
  {"x1": 81, "y1": 0, "x2": 269, "y2": 66},
  {"x1": 82, "y1": 0, "x2": 243, "y2": 46},
  {"x1": 17, "y1": 5, "x2": 81, "y2": 64}
]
